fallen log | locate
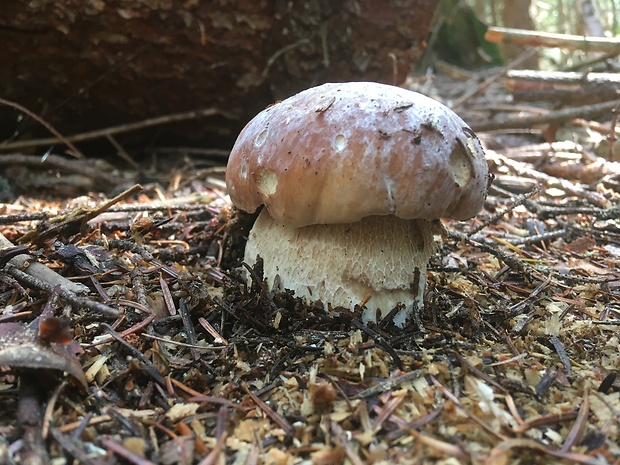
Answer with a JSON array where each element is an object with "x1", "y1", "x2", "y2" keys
[
  {"x1": 0, "y1": 0, "x2": 437, "y2": 148},
  {"x1": 504, "y1": 70, "x2": 620, "y2": 105}
]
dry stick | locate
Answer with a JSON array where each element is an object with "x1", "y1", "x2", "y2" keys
[
  {"x1": 179, "y1": 299, "x2": 199, "y2": 360},
  {"x1": 106, "y1": 133, "x2": 140, "y2": 169},
  {"x1": 524, "y1": 200, "x2": 620, "y2": 220},
  {"x1": 0, "y1": 153, "x2": 122, "y2": 186},
  {"x1": 0, "y1": 212, "x2": 49, "y2": 224},
  {"x1": 447, "y1": 229, "x2": 533, "y2": 278},
  {"x1": 352, "y1": 370, "x2": 423, "y2": 400},
  {"x1": 0, "y1": 232, "x2": 88, "y2": 295},
  {"x1": 549, "y1": 335, "x2": 574, "y2": 378},
  {"x1": 485, "y1": 27, "x2": 620, "y2": 53},
  {"x1": 563, "y1": 50, "x2": 620, "y2": 72},
  {"x1": 330, "y1": 421, "x2": 365, "y2": 465},
  {"x1": 609, "y1": 107, "x2": 619, "y2": 161},
  {"x1": 49, "y1": 428, "x2": 99, "y2": 465},
  {"x1": 99, "y1": 437, "x2": 156, "y2": 465},
  {"x1": 100, "y1": 323, "x2": 166, "y2": 386},
  {"x1": 241, "y1": 382, "x2": 293, "y2": 437},
  {"x1": 406, "y1": 427, "x2": 468, "y2": 460},
  {"x1": 486, "y1": 150, "x2": 608, "y2": 207},
  {"x1": 351, "y1": 318, "x2": 403, "y2": 369},
  {"x1": 468, "y1": 184, "x2": 541, "y2": 236},
  {"x1": 5, "y1": 265, "x2": 120, "y2": 317},
  {"x1": 18, "y1": 184, "x2": 143, "y2": 244},
  {"x1": 197, "y1": 432, "x2": 227, "y2": 465},
  {"x1": 470, "y1": 98, "x2": 620, "y2": 133},
  {"x1": 0, "y1": 97, "x2": 85, "y2": 159},
  {"x1": 0, "y1": 107, "x2": 237, "y2": 152},
  {"x1": 42, "y1": 380, "x2": 67, "y2": 440},
  {"x1": 507, "y1": 229, "x2": 569, "y2": 246}
]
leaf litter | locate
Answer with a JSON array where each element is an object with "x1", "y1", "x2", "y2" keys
[{"x1": 0, "y1": 98, "x2": 619, "y2": 465}]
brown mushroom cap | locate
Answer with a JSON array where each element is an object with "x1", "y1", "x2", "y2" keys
[{"x1": 226, "y1": 82, "x2": 488, "y2": 228}]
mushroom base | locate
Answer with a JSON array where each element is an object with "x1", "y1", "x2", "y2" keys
[{"x1": 244, "y1": 210, "x2": 442, "y2": 327}]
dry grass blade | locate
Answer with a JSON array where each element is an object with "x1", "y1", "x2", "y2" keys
[
  {"x1": 485, "y1": 438, "x2": 604, "y2": 465},
  {"x1": 198, "y1": 317, "x2": 228, "y2": 345},
  {"x1": 513, "y1": 411, "x2": 580, "y2": 434},
  {"x1": 100, "y1": 437, "x2": 156, "y2": 465},
  {"x1": 431, "y1": 376, "x2": 509, "y2": 441},
  {"x1": 330, "y1": 420, "x2": 365, "y2": 465},
  {"x1": 453, "y1": 351, "x2": 507, "y2": 392},
  {"x1": 241, "y1": 382, "x2": 293, "y2": 437},
  {"x1": 371, "y1": 392, "x2": 405, "y2": 431},
  {"x1": 159, "y1": 274, "x2": 177, "y2": 316},
  {"x1": 407, "y1": 427, "x2": 469, "y2": 461},
  {"x1": 561, "y1": 389, "x2": 590, "y2": 452},
  {"x1": 197, "y1": 432, "x2": 227, "y2": 465}
]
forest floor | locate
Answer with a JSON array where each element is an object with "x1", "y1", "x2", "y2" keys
[{"x1": 0, "y1": 70, "x2": 618, "y2": 465}]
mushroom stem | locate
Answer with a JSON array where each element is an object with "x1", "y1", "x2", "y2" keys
[{"x1": 244, "y1": 209, "x2": 442, "y2": 327}]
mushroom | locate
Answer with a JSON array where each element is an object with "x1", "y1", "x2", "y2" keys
[{"x1": 226, "y1": 82, "x2": 489, "y2": 327}]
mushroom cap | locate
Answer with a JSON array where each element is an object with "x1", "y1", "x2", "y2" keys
[{"x1": 226, "y1": 82, "x2": 489, "y2": 228}]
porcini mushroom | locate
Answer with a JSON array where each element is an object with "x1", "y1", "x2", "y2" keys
[{"x1": 226, "y1": 82, "x2": 489, "y2": 327}]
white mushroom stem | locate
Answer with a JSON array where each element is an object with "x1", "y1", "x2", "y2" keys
[{"x1": 244, "y1": 209, "x2": 442, "y2": 327}]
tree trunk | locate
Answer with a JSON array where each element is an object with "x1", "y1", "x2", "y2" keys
[
  {"x1": 577, "y1": 0, "x2": 605, "y2": 36},
  {"x1": 0, "y1": 0, "x2": 437, "y2": 149},
  {"x1": 501, "y1": 0, "x2": 538, "y2": 69}
]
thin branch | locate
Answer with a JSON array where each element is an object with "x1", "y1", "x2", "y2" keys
[
  {"x1": 0, "y1": 97, "x2": 85, "y2": 159},
  {"x1": 485, "y1": 27, "x2": 620, "y2": 53},
  {"x1": 0, "y1": 108, "x2": 238, "y2": 152},
  {"x1": 471, "y1": 98, "x2": 620, "y2": 133},
  {"x1": 0, "y1": 153, "x2": 123, "y2": 186}
]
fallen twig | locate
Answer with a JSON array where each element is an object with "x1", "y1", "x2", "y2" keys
[
  {"x1": 486, "y1": 150, "x2": 609, "y2": 206},
  {"x1": 471, "y1": 98, "x2": 620, "y2": 133},
  {"x1": 5, "y1": 264, "x2": 120, "y2": 317},
  {"x1": 0, "y1": 108, "x2": 238, "y2": 152},
  {"x1": 241, "y1": 382, "x2": 293, "y2": 437},
  {"x1": 0, "y1": 231, "x2": 88, "y2": 295},
  {"x1": 485, "y1": 27, "x2": 620, "y2": 53},
  {"x1": 0, "y1": 153, "x2": 124, "y2": 186},
  {"x1": 0, "y1": 97, "x2": 85, "y2": 159}
]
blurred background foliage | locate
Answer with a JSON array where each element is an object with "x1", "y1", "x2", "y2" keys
[{"x1": 429, "y1": 0, "x2": 619, "y2": 70}]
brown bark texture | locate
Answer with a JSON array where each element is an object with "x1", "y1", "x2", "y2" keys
[
  {"x1": 500, "y1": 0, "x2": 538, "y2": 69},
  {"x1": 505, "y1": 70, "x2": 620, "y2": 105},
  {"x1": 1, "y1": 0, "x2": 437, "y2": 145}
]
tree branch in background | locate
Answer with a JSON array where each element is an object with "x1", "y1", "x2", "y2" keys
[
  {"x1": 470, "y1": 98, "x2": 620, "y2": 132},
  {"x1": 485, "y1": 27, "x2": 620, "y2": 53},
  {"x1": 504, "y1": 70, "x2": 620, "y2": 105}
]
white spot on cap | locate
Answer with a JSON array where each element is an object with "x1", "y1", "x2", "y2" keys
[
  {"x1": 449, "y1": 143, "x2": 473, "y2": 188},
  {"x1": 334, "y1": 134, "x2": 347, "y2": 152},
  {"x1": 255, "y1": 128, "x2": 269, "y2": 147},
  {"x1": 257, "y1": 169, "x2": 278, "y2": 197},
  {"x1": 239, "y1": 159, "x2": 249, "y2": 180}
]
